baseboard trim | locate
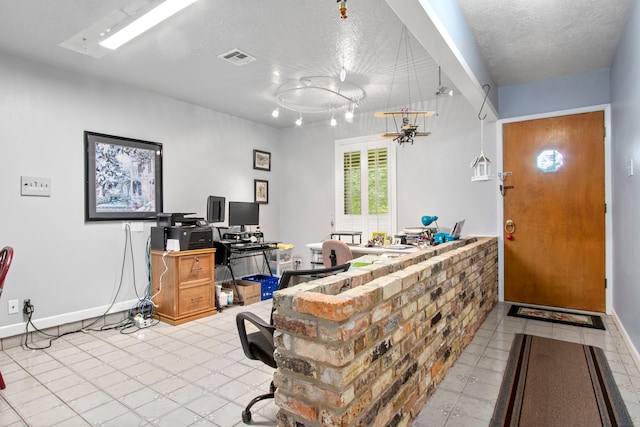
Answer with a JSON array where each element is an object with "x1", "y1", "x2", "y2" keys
[
  {"x1": 611, "y1": 309, "x2": 640, "y2": 371},
  {"x1": 0, "y1": 299, "x2": 138, "y2": 339}
]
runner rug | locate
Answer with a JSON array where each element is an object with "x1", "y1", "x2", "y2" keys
[
  {"x1": 490, "y1": 334, "x2": 632, "y2": 427},
  {"x1": 508, "y1": 304, "x2": 606, "y2": 330}
]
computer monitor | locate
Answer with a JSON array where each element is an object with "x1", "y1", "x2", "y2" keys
[
  {"x1": 206, "y1": 196, "x2": 225, "y2": 223},
  {"x1": 228, "y1": 201, "x2": 259, "y2": 231},
  {"x1": 450, "y1": 220, "x2": 465, "y2": 238}
]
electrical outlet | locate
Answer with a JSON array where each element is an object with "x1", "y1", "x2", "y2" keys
[
  {"x1": 21, "y1": 176, "x2": 51, "y2": 197},
  {"x1": 121, "y1": 222, "x2": 144, "y2": 232},
  {"x1": 8, "y1": 300, "x2": 19, "y2": 314}
]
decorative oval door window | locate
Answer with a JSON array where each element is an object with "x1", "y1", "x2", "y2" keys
[{"x1": 536, "y1": 149, "x2": 564, "y2": 173}]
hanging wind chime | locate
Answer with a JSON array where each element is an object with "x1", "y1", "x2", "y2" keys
[{"x1": 470, "y1": 84, "x2": 492, "y2": 181}]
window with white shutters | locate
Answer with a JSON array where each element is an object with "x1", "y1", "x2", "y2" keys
[{"x1": 335, "y1": 136, "x2": 396, "y2": 239}]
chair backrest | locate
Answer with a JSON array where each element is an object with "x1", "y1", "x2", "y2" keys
[
  {"x1": 0, "y1": 246, "x2": 14, "y2": 294},
  {"x1": 321, "y1": 240, "x2": 353, "y2": 267},
  {"x1": 270, "y1": 263, "x2": 351, "y2": 324}
]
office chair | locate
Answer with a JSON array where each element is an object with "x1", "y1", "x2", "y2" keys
[
  {"x1": 0, "y1": 246, "x2": 14, "y2": 390},
  {"x1": 321, "y1": 239, "x2": 353, "y2": 267},
  {"x1": 235, "y1": 263, "x2": 351, "y2": 424}
]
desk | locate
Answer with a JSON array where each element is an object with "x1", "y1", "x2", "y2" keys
[
  {"x1": 306, "y1": 242, "x2": 418, "y2": 268},
  {"x1": 214, "y1": 240, "x2": 279, "y2": 304}
]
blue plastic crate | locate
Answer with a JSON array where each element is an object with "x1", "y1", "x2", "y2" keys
[{"x1": 241, "y1": 274, "x2": 280, "y2": 300}]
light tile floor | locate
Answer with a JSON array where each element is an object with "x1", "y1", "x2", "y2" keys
[{"x1": 1, "y1": 302, "x2": 639, "y2": 426}]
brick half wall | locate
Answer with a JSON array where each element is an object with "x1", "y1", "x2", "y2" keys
[{"x1": 272, "y1": 237, "x2": 498, "y2": 426}]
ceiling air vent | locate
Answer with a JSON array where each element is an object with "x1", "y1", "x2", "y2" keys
[{"x1": 218, "y1": 49, "x2": 256, "y2": 66}]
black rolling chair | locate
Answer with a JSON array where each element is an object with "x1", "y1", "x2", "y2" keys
[{"x1": 236, "y1": 263, "x2": 351, "y2": 424}]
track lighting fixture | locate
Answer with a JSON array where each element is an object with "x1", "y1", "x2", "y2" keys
[
  {"x1": 340, "y1": 66, "x2": 347, "y2": 82},
  {"x1": 435, "y1": 66, "x2": 454, "y2": 97}
]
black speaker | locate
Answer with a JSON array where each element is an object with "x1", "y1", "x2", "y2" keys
[
  {"x1": 206, "y1": 196, "x2": 225, "y2": 223},
  {"x1": 150, "y1": 227, "x2": 168, "y2": 250}
]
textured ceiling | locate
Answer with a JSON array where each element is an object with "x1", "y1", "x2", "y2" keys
[
  {"x1": 0, "y1": 0, "x2": 632, "y2": 127},
  {"x1": 456, "y1": 0, "x2": 632, "y2": 86}
]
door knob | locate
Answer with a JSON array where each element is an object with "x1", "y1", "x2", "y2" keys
[{"x1": 505, "y1": 220, "x2": 515, "y2": 240}]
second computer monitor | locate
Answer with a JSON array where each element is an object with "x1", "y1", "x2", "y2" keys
[{"x1": 228, "y1": 201, "x2": 259, "y2": 231}]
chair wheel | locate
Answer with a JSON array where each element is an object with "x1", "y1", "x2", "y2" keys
[{"x1": 242, "y1": 409, "x2": 252, "y2": 423}]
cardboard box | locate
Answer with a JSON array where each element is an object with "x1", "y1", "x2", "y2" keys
[{"x1": 223, "y1": 280, "x2": 261, "y2": 306}]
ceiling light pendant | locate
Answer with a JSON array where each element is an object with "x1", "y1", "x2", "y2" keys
[
  {"x1": 295, "y1": 113, "x2": 303, "y2": 126},
  {"x1": 338, "y1": 0, "x2": 347, "y2": 19},
  {"x1": 330, "y1": 114, "x2": 337, "y2": 127},
  {"x1": 435, "y1": 66, "x2": 454, "y2": 97},
  {"x1": 345, "y1": 104, "x2": 354, "y2": 123},
  {"x1": 100, "y1": 0, "x2": 199, "y2": 50},
  {"x1": 271, "y1": 107, "x2": 280, "y2": 118},
  {"x1": 471, "y1": 84, "x2": 492, "y2": 182},
  {"x1": 340, "y1": 66, "x2": 347, "y2": 82}
]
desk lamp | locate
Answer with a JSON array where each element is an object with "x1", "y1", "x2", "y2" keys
[{"x1": 421, "y1": 215, "x2": 438, "y2": 227}]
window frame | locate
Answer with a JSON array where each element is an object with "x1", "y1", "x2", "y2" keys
[{"x1": 334, "y1": 134, "x2": 397, "y2": 239}]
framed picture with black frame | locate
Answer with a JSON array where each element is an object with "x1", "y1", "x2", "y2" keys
[
  {"x1": 84, "y1": 131, "x2": 163, "y2": 222},
  {"x1": 253, "y1": 149, "x2": 271, "y2": 171},
  {"x1": 254, "y1": 179, "x2": 268, "y2": 204}
]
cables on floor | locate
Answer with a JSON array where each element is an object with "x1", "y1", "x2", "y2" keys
[{"x1": 22, "y1": 225, "x2": 157, "y2": 351}]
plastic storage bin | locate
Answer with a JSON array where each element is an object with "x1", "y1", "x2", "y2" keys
[{"x1": 241, "y1": 274, "x2": 280, "y2": 300}]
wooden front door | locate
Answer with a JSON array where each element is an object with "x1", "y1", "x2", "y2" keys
[{"x1": 503, "y1": 111, "x2": 605, "y2": 312}]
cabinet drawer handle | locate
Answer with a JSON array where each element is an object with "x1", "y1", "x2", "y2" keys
[
  {"x1": 191, "y1": 267, "x2": 203, "y2": 272},
  {"x1": 191, "y1": 296, "x2": 203, "y2": 302}
]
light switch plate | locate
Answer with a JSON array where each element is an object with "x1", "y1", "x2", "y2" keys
[{"x1": 21, "y1": 176, "x2": 51, "y2": 196}]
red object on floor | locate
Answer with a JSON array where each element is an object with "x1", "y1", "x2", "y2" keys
[{"x1": 0, "y1": 246, "x2": 15, "y2": 390}]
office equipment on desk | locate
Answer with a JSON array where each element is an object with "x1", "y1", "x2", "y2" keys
[
  {"x1": 157, "y1": 212, "x2": 205, "y2": 227},
  {"x1": 150, "y1": 226, "x2": 213, "y2": 251},
  {"x1": 206, "y1": 195, "x2": 225, "y2": 223},
  {"x1": 433, "y1": 219, "x2": 465, "y2": 244},
  {"x1": 228, "y1": 201, "x2": 259, "y2": 232}
]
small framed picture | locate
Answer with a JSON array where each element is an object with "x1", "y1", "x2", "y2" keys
[
  {"x1": 253, "y1": 149, "x2": 271, "y2": 171},
  {"x1": 254, "y1": 179, "x2": 269, "y2": 204},
  {"x1": 371, "y1": 232, "x2": 387, "y2": 246}
]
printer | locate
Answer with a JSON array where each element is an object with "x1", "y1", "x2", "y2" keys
[{"x1": 150, "y1": 226, "x2": 213, "y2": 251}]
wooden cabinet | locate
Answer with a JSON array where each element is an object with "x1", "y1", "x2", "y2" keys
[{"x1": 151, "y1": 248, "x2": 216, "y2": 325}]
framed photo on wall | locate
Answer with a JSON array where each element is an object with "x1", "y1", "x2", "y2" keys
[
  {"x1": 84, "y1": 131, "x2": 163, "y2": 221},
  {"x1": 253, "y1": 149, "x2": 271, "y2": 171},
  {"x1": 254, "y1": 179, "x2": 269, "y2": 204}
]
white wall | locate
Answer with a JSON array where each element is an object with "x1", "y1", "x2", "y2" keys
[
  {"x1": 278, "y1": 95, "x2": 498, "y2": 268},
  {"x1": 0, "y1": 52, "x2": 281, "y2": 335},
  {"x1": 499, "y1": 68, "x2": 611, "y2": 119},
  {"x1": 610, "y1": 0, "x2": 640, "y2": 353}
]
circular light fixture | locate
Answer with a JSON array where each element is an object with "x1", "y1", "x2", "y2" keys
[
  {"x1": 275, "y1": 76, "x2": 363, "y2": 114},
  {"x1": 271, "y1": 108, "x2": 280, "y2": 118}
]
